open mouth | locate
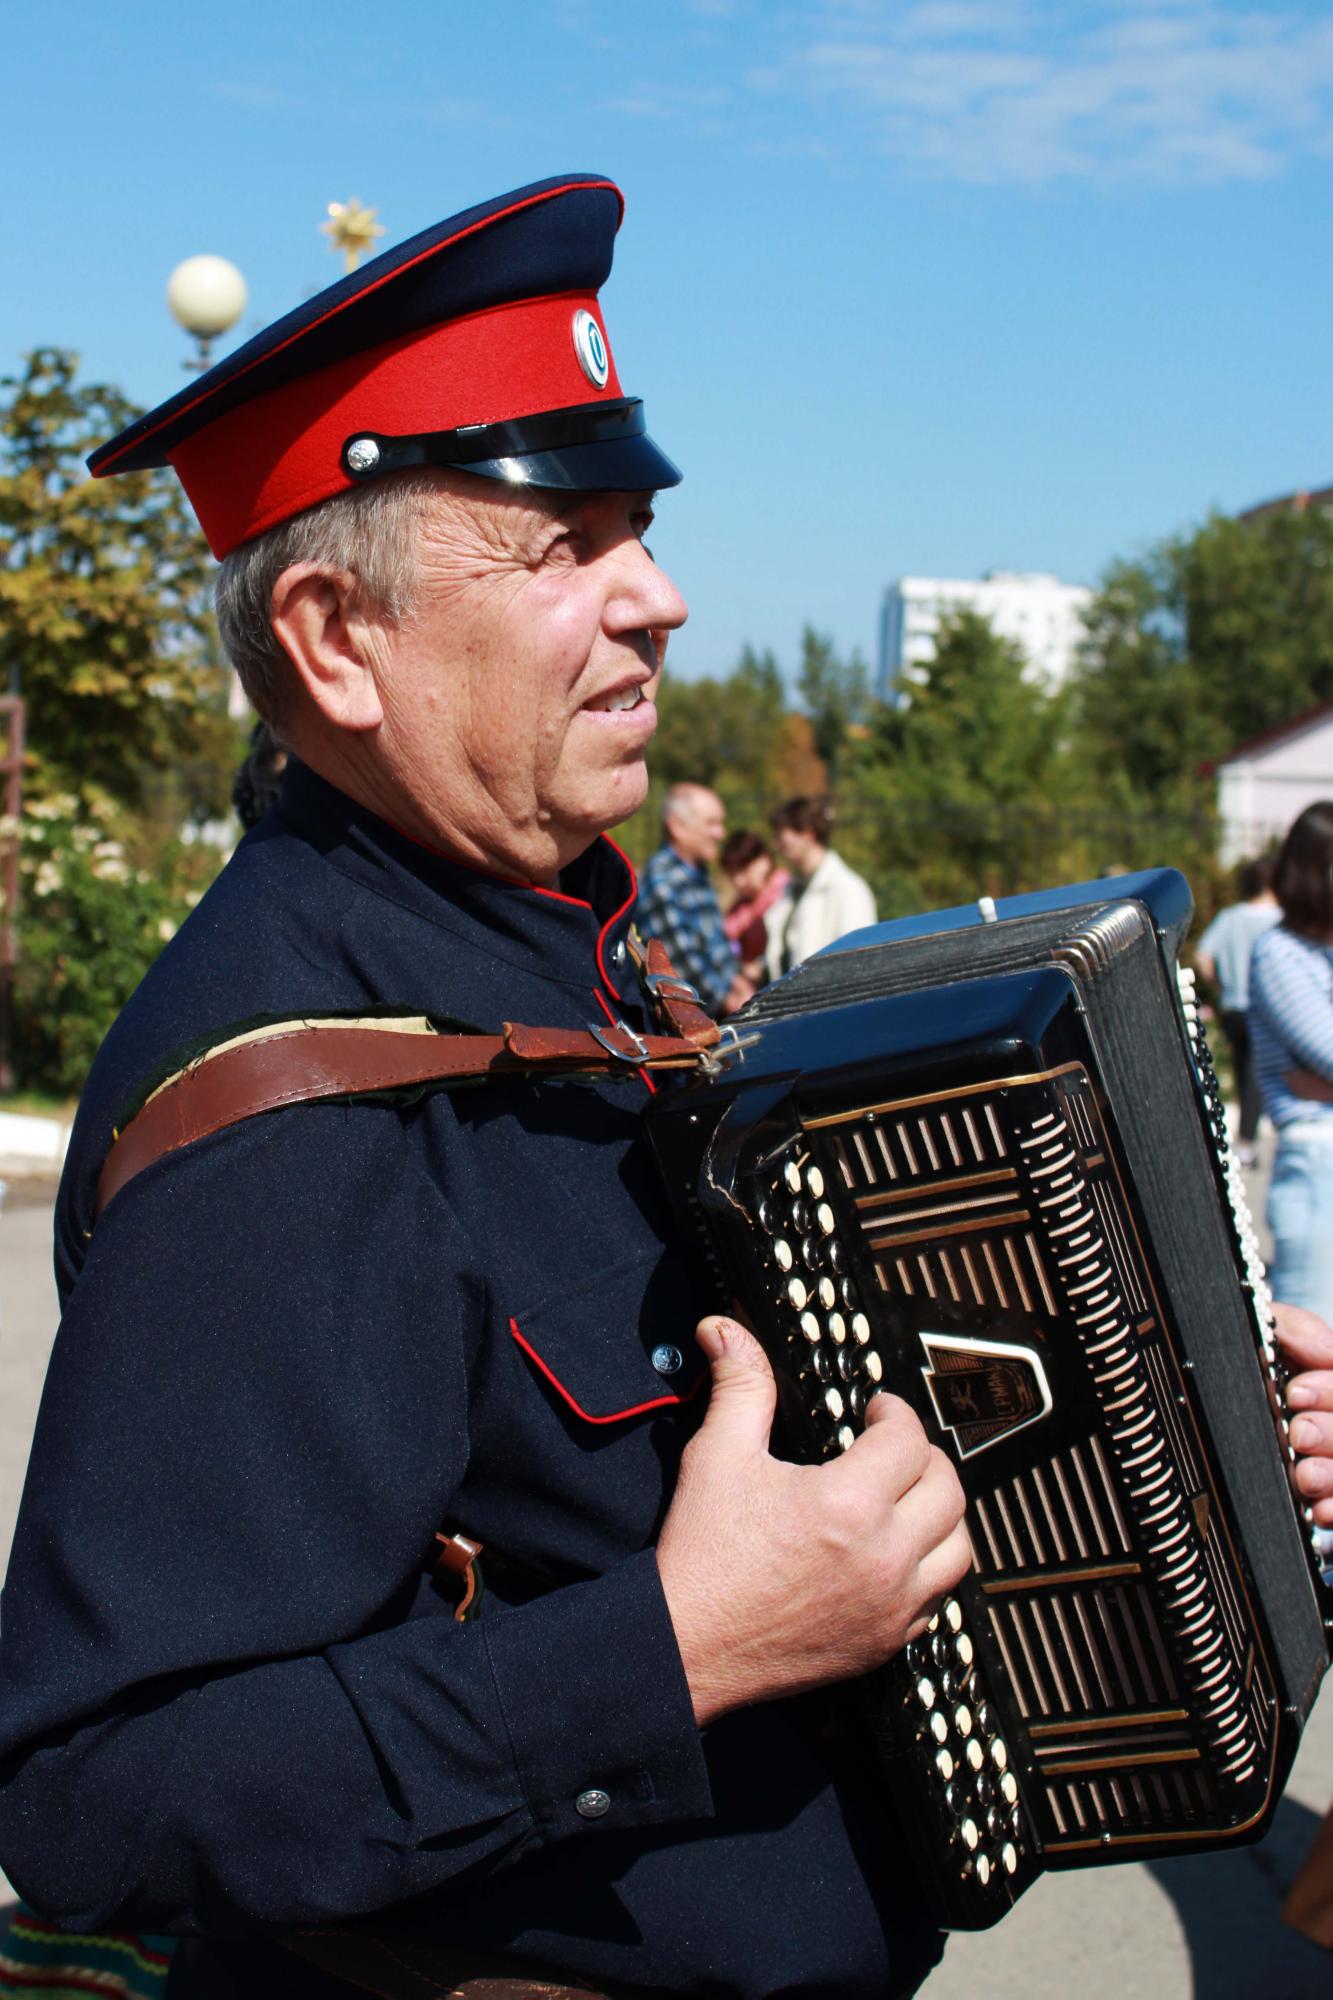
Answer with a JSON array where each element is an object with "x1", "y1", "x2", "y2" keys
[{"x1": 584, "y1": 684, "x2": 649, "y2": 714}]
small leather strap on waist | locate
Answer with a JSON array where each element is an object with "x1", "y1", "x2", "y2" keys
[{"x1": 432, "y1": 1529, "x2": 484, "y2": 1621}]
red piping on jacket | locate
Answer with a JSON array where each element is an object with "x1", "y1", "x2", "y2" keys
[{"x1": 510, "y1": 1317, "x2": 703, "y2": 1423}]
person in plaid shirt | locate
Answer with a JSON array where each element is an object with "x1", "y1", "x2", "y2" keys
[{"x1": 636, "y1": 783, "x2": 754, "y2": 1016}]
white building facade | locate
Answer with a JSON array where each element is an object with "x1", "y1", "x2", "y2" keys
[
  {"x1": 878, "y1": 571, "x2": 1092, "y2": 704},
  {"x1": 1215, "y1": 704, "x2": 1333, "y2": 866}
]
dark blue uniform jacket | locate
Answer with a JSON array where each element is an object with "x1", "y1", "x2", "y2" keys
[{"x1": 0, "y1": 765, "x2": 941, "y2": 1999}]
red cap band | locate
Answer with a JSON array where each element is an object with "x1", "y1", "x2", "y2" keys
[{"x1": 170, "y1": 291, "x2": 622, "y2": 558}]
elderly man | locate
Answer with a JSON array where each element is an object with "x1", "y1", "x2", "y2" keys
[
  {"x1": 637, "y1": 782, "x2": 753, "y2": 1016},
  {"x1": 0, "y1": 176, "x2": 969, "y2": 2000},
  {"x1": 3, "y1": 176, "x2": 1333, "y2": 2000}
]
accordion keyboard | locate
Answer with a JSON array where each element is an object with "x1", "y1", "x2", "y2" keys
[{"x1": 740, "y1": 1060, "x2": 1285, "y2": 1928}]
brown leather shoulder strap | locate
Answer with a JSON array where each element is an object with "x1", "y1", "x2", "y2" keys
[
  {"x1": 92, "y1": 933, "x2": 738, "y2": 1226},
  {"x1": 94, "y1": 1015, "x2": 707, "y2": 1223}
]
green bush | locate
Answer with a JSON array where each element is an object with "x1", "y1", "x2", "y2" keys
[{"x1": 5, "y1": 795, "x2": 220, "y2": 1096}]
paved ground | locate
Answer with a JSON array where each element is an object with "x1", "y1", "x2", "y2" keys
[{"x1": 2, "y1": 1139, "x2": 1330, "y2": 1992}]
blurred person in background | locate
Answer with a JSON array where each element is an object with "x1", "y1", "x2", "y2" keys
[
  {"x1": 719, "y1": 827, "x2": 788, "y2": 986},
  {"x1": 765, "y1": 795, "x2": 877, "y2": 980},
  {"x1": 1195, "y1": 855, "x2": 1280, "y2": 1167},
  {"x1": 230, "y1": 720, "x2": 289, "y2": 831},
  {"x1": 1250, "y1": 803, "x2": 1333, "y2": 1321},
  {"x1": 636, "y1": 781, "x2": 753, "y2": 1016}
]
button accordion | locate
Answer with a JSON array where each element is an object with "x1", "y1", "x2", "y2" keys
[{"x1": 647, "y1": 870, "x2": 1332, "y2": 1931}]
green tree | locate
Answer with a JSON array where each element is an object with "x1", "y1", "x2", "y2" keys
[
  {"x1": 0, "y1": 348, "x2": 233, "y2": 811},
  {"x1": 797, "y1": 624, "x2": 869, "y2": 779},
  {"x1": 1068, "y1": 506, "x2": 1333, "y2": 810},
  {"x1": 844, "y1": 609, "x2": 1072, "y2": 907}
]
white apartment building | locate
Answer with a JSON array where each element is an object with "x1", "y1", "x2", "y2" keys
[{"x1": 878, "y1": 571, "x2": 1093, "y2": 703}]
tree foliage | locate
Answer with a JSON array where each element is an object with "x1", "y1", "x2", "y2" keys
[
  {"x1": 0, "y1": 348, "x2": 233, "y2": 811},
  {"x1": 1068, "y1": 507, "x2": 1333, "y2": 812},
  {"x1": 797, "y1": 625, "x2": 869, "y2": 780}
]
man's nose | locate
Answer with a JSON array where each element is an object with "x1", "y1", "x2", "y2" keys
[{"x1": 607, "y1": 537, "x2": 688, "y2": 636}]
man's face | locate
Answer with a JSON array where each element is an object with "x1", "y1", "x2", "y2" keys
[
  {"x1": 670, "y1": 790, "x2": 727, "y2": 867},
  {"x1": 361, "y1": 475, "x2": 687, "y2": 881}
]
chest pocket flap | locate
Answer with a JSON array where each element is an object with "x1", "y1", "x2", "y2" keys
[{"x1": 509, "y1": 1249, "x2": 707, "y2": 1426}]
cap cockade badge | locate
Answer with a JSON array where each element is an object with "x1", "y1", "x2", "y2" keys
[
  {"x1": 920, "y1": 1332, "x2": 1052, "y2": 1461},
  {"x1": 572, "y1": 308, "x2": 610, "y2": 388}
]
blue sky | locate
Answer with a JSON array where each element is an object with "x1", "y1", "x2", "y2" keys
[{"x1": 6, "y1": 0, "x2": 1332, "y2": 685}]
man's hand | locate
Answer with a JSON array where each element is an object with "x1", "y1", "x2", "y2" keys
[
  {"x1": 656, "y1": 1316, "x2": 971, "y2": 1728},
  {"x1": 1276, "y1": 1301, "x2": 1333, "y2": 1527}
]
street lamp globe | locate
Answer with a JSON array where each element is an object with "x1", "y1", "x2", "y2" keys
[{"x1": 166, "y1": 255, "x2": 248, "y2": 371}]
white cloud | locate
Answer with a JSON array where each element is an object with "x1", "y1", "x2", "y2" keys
[{"x1": 751, "y1": 2, "x2": 1333, "y2": 185}]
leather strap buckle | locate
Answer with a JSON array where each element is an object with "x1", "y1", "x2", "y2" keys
[{"x1": 588, "y1": 1019, "x2": 651, "y2": 1065}]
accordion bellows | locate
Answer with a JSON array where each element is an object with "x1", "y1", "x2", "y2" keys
[{"x1": 648, "y1": 869, "x2": 1331, "y2": 1931}]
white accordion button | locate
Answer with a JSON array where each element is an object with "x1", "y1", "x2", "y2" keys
[
  {"x1": 852, "y1": 1313, "x2": 871, "y2": 1344},
  {"x1": 774, "y1": 1239, "x2": 794, "y2": 1272},
  {"x1": 945, "y1": 1600, "x2": 964, "y2": 1632},
  {"x1": 787, "y1": 1278, "x2": 808, "y2": 1310},
  {"x1": 827, "y1": 1311, "x2": 847, "y2": 1344},
  {"x1": 966, "y1": 1738, "x2": 984, "y2": 1771},
  {"x1": 1002, "y1": 1842, "x2": 1018, "y2": 1875},
  {"x1": 936, "y1": 1748, "x2": 954, "y2": 1780},
  {"x1": 991, "y1": 1738, "x2": 1009, "y2": 1770},
  {"x1": 930, "y1": 1711, "x2": 948, "y2": 1744},
  {"x1": 806, "y1": 1166, "x2": 825, "y2": 1198},
  {"x1": 960, "y1": 1818, "x2": 979, "y2": 1852},
  {"x1": 800, "y1": 1311, "x2": 821, "y2": 1343},
  {"x1": 1001, "y1": 1771, "x2": 1018, "y2": 1804},
  {"x1": 818, "y1": 1277, "x2": 837, "y2": 1309},
  {"x1": 954, "y1": 1704, "x2": 973, "y2": 1736},
  {"x1": 975, "y1": 1852, "x2": 991, "y2": 1886},
  {"x1": 837, "y1": 1424, "x2": 855, "y2": 1452},
  {"x1": 816, "y1": 1202, "x2": 835, "y2": 1235},
  {"x1": 784, "y1": 1162, "x2": 802, "y2": 1193},
  {"x1": 824, "y1": 1386, "x2": 845, "y2": 1420},
  {"x1": 916, "y1": 1676, "x2": 936, "y2": 1709},
  {"x1": 956, "y1": 1633, "x2": 974, "y2": 1666}
]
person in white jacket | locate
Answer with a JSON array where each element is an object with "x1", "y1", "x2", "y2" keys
[{"x1": 764, "y1": 794, "x2": 878, "y2": 979}]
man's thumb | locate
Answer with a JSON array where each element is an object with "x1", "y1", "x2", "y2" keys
[{"x1": 694, "y1": 1316, "x2": 777, "y2": 1447}]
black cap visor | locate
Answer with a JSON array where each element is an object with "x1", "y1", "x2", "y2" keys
[{"x1": 339, "y1": 396, "x2": 681, "y2": 494}]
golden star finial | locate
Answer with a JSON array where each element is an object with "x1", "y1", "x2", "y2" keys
[{"x1": 321, "y1": 198, "x2": 385, "y2": 275}]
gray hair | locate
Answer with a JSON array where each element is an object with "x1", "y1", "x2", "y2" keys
[{"x1": 214, "y1": 470, "x2": 443, "y2": 727}]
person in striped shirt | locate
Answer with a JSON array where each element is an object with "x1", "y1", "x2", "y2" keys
[{"x1": 1250, "y1": 801, "x2": 1333, "y2": 1323}]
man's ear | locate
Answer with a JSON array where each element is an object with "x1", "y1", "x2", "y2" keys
[{"x1": 269, "y1": 564, "x2": 386, "y2": 733}]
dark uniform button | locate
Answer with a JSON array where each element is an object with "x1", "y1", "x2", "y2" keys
[{"x1": 651, "y1": 1344, "x2": 683, "y2": 1376}]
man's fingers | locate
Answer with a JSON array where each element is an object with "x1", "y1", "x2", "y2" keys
[
  {"x1": 1274, "y1": 1301, "x2": 1333, "y2": 1375},
  {"x1": 1294, "y1": 1451, "x2": 1333, "y2": 1501},
  {"x1": 905, "y1": 1522, "x2": 975, "y2": 1635},
  {"x1": 889, "y1": 1447, "x2": 967, "y2": 1551},
  {"x1": 1288, "y1": 1368, "x2": 1333, "y2": 1413},
  {"x1": 692, "y1": 1315, "x2": 778, "y2": 1452},
  {"x1": 852, "y1": 1393, "x2": 934, "y2": 1498},
  {"x1": 1289, "y1": 1409, "x2": 1333, "y2": 1457}
]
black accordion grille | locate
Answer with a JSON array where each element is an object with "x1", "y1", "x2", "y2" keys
[{"x1": 730, "y1": 1061, "x2": 1283, "y2": 1918}]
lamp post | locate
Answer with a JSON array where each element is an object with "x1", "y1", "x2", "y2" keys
[{"x1": 167, "y1": 255, "x2": 248, "y2": 373}]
